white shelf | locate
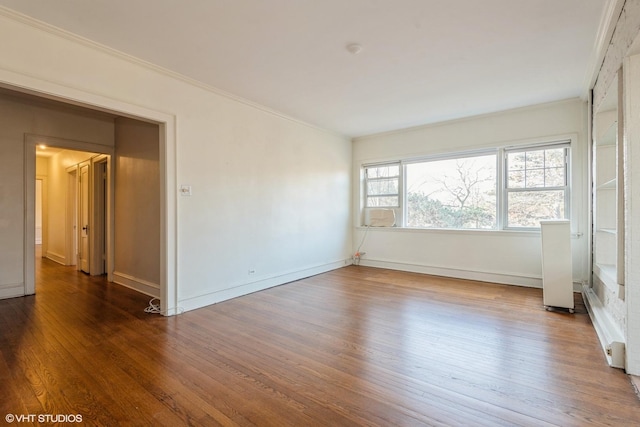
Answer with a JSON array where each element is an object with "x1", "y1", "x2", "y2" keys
[
  {"x1": 597, "y1": 228, "x2": 617, "y2": 235},
  {"x1": 593, "y1": 102, "x2": 623, "y2": 289},
  {"x1": 596, "y1": 179, "x2": 616, "y2": 190}
]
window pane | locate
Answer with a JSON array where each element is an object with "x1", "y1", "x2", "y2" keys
[
  {"x1": 545, "y1": 148, "x2": 565, "y2": 168},
  {"x1": 406, "y1": 155, "x2": 496, "y2": 229},
  {"x1": 545, "y1": 167, "x2": 565, "y2": 187},
  {"x1": 507, "y1": 147, "x2": 566, "y2": 189},
  {"x1": 526, "y1": 150, "x2": 545, "y2": 169},
  {"x1": 525, "y1": 168, "x2": 545, "y2": 187},
  {"x1": 507, "y1": 190, "x2": 565, "y2": 227},
  {"x1": 367, "y1": 165, "x2": 399, "y2": 179},
  {"x1": 508, "y1": 152, "x2": 526, "y2": 171},
  {"x1": 367, "y1": 196, "x2": 398, "y2": 207},
  {"x1": 508, "y1": 170, "x2": 525, "y2": 188},
  {"x1": 367, "y1": 178, "x2": 398, "y2": 196}
]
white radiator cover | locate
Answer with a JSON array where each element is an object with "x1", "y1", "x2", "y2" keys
[{"x1": 540, "y1": 220, "x2": 574, "y2": 310}]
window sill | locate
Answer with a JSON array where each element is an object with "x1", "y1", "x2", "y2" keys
[{"x1": 354, "y1": 226, "x2": 542, "y2": 237}]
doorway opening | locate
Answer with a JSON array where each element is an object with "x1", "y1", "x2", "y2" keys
[
  {"x1": 35, "y1": 143, "x2": 107, "y2": 279},
  {"x1": 1, "y1": 80, "x2": 176, "y2": 315}
]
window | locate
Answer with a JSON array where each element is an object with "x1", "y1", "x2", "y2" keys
[
  {"x1": 361, "y1": 140, "x2": 570, "y2": 230},
  {"x1": 365, "y1": 163, "x2": 400, "y2": 207},
  {"x1": 406, "y1": 154, "x2": 497, "y2": 229},
  {"x1": 505, "y1": 144, "x2": 569, "y2": 228}
]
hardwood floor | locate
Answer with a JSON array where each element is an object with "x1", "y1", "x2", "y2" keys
[{"x1": 1, "y1": 257, "x2": 639, "y2": 426}]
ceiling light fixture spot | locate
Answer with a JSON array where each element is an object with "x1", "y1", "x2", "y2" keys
[{"x1": 346, "y1": 43, "x2": 363, "y2": 55}]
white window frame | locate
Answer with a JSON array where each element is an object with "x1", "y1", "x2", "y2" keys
[
  {"x1": 360, "y1": 137, "x2": 573, "y2": 231},
  {"x1": 363, "y1": 161, "x2": 402, "y2": 206},
  {"x1": 501, "y1": 141, "x2": 571, "y2": 230}
]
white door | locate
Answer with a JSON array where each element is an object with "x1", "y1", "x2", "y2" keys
[
  {"x1": 66, "y1": 168, "x2": 78, "y2": 266},
  {"x1": 79, "y1": 161, "x2": 90, "y2": 273}
]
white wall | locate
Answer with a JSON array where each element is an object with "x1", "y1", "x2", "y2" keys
[
  {"x1": 0, "y1": 92, "x2": 114, "y2": 299},
  {"x1": 352, "y1": 99, "x2": 589, "y2": 288},
  {"x1": 0, "y1": 9, "x2": 352, "y2": 310},
  {"x1": 114, "y1": 117, "x2": 161, "y2": 296}
]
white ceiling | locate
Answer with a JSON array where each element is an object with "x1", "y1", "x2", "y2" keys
[{"x1": 0, "y1": 0, "x2": 609, "y2": 137}]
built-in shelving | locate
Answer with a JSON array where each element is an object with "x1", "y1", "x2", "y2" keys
[{"x1": 593, "y1": 80, "x2": 624, "y2": 293}]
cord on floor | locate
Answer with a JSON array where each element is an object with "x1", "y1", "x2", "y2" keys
[{"x1": 144, "y1": 297, "x2": 184, "y2": 315}]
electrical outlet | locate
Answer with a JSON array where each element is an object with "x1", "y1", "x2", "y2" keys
[{"x1": 179, "y1": 185, "x2": 192, "y2": 196}]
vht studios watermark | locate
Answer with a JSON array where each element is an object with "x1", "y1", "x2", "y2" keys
[{"x1": 5, "y1": 413, "x2": 83, "y2": 423}]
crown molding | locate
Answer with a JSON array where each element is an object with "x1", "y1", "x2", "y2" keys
[
  {"x1": 581, "y1": 0, "x2": 626, "y2": 99},
  {"x1": 0, "y1": 6, "x2": 346, "y2": 139}
]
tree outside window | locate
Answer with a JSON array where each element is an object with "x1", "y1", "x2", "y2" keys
[{"x1": 406, "y1": 155, "x2": 497, "y2": 229}]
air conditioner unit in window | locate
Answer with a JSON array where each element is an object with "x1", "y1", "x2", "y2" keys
[{"x1": 364, "y1": 208, "x2": 396, "y2": 227}]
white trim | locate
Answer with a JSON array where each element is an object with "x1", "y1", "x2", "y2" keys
[
  {"x1": 159, "y1": 119, "x2": 178, "y2": 316},
  {"x1": 65, "y1": 165, "x2": 78, "y2": 268},
  {"x1": 36, "y1": 174, "x2": 48, "y2": 257},
  {"x1": 179, "y1": 260, "x2": 349, "y2": 312},
  {"x1": 23, "y1": 135, "x2": 36, "y2": 295},
  {"x1": 113, "y1": 271, "x2": 160, "y2": 298},
  {"x1": 90, "y1": 154, "x2": 108, "y2": 276},
  {"x1": 28, "y1": 134, "x2": 114, "y2": 155},
  {"x1": 358, "y1": 258, "x2": 543, "y2": 288},
  {"x1": 582, "y1": 284, "x2": 625, "y2": 369},
  {"x1": 0, "y1": 283, "x2": 25, "y2": 300},
  {"x1": 44, "y1": 251, "x2": 66, "y2": 266}
]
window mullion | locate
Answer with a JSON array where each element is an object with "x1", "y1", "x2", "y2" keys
[{"x1": 497, "y1": 148, "x2": 506, "y2": 230}]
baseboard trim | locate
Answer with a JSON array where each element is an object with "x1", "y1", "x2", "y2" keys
[
  {"x1": 358, "y1": 259, "x2": 543, "y2": 288},
  {"x1": 45, "y1": 251, "x2": 66, "y2": 265},
  {"x1": 179, "y1": 259, "x2": 349, "y2": 312},
  {"x1": 0, "y1": 282, "x2": 25, "y2": 299},
  {"x1": 582, "y1": 284, "x2": 625, "y2": 369},
  {"x1": 113, "y1": 271, "x2": 160, "y2": 298}
]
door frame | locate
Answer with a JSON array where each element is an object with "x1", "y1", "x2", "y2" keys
[
  {"x1": 91, "y1": 154, "x2": 109, "y2": 277},
  {"x1": 65, "y1": 165, "x2": 78, "y2": 268},
  {"x1": 78, "y1": 159, "x2": 92, "y2": 274},
  {"x1": 12, "y1": 74, "x2": 177, "y2": 315},
  {"x1": 35, "y1": 175, "x2": 47, "y2": 252}
]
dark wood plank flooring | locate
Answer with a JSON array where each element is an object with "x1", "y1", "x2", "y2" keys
[{"x1": 1, "y1": 255, "x2": 639, "y2": 426}]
